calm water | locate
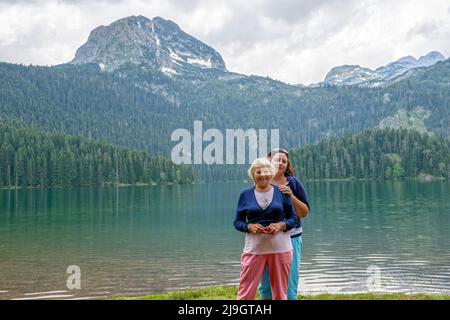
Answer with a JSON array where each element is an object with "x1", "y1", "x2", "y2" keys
[{"x1": 0, "y1": 180, "x2": 449, "y2": 300}]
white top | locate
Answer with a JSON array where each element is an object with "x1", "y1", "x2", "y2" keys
[
  {"x1": 289, "y1": 226, "x2": 303, "y2": 237},
  {"x1": 243, "y1": 232, "x2": 293, "y2": 254},
  {"x1": 254, "y1": 187, "x2": 274, "y2": 210}
]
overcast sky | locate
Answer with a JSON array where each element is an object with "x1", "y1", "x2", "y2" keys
[{"x1": 1, "y1": 0, "x2": 449, "y2": 84}]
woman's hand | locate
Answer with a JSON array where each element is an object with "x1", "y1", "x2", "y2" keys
[
  {"x1": 278, "y1": 185, "x2": 293, "y2": 197},
  {"x1": 265, "y1": 222, "x2": 286, "y2": 233},
  {"x1": 247, "y1": 223, "x2": 266, "y2": 234}
]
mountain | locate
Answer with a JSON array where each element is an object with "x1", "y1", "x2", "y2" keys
[
  {"x1": 70, "y1": 15, "x2": 226, "y2": 75},
  {"x1": 374, "y1": 55, "x2": 418, "y2": 81},
  {"x1": 322, "y1": 51, "x2": 446, "y2": 87},
  {"x1": 1, "y1": 15, "x2": 449, "y2": 181},
  {"x1": 417, "y1": 51, "x2": 446, "y2": 67},
  {"x1": 323, "y1": 65, "x2": 381, "y2": 86},
  {"x1": 375, "y1": 51, "x2": 446, "y2": 81}
]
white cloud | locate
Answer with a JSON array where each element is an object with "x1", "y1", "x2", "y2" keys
[{"x1": 0, "y1": 0, "x2": 449, "y2": 84}]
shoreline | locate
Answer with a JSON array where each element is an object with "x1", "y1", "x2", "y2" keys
[
  {"x1": 3, "y1": 175, "x2": 446, "y2": 190},
  {"x1": 0, "y1": 181, "x2": 185, "y2": 190},
  {"x1": 113, "y1": 286, "x2": 450, "y2": 300}
]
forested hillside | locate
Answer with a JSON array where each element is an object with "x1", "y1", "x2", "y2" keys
[
  {"x1": 0, "y1": 121, "x2": 194, "y2": 188},
  {"x1": 1, "y1": 58, "x2": 449, "y2": 159},
  {"x1": 290, "y1": 128, "x2": 450, "y2": 180}
]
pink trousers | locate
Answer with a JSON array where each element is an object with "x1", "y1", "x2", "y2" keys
[{"x1": 237, "y1": 251, "x2": 292, "y2": 300}]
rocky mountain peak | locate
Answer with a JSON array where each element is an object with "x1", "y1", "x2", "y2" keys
[
  {"x1": 323, "y1": 65, "x2": 381, "y2": 86},
  {"x1": 417, "y1": 51, "x2": 446, "y2": 67},
  {"x1": 69, "y1": 15, "x2": 227, "y2": 74}
]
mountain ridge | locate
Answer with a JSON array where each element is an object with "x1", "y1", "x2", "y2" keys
[
  {"x1": 68, "y1": 15, "x2": 447, "y2": 89},
  {"x1": 322, "y1": 51, "x2": 446, "y2": 87}
]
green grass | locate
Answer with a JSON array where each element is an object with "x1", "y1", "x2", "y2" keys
[
  {"x1": 113, "y1": 286, "x2": 450, "y2": 300},
  {"x1": 114, "y1": 286, "x2": 237, "y2": 300}
]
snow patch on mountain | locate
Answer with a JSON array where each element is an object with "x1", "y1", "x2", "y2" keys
[
  {"x1": 187, "y1": 57, "x2": 212, "y2": 68},
  {"x1": 321, "y1": 52, "x2": 446, "y2": 87},
  {"x1": 69, "y1": 15, "x2": 226, "y2": 75}
]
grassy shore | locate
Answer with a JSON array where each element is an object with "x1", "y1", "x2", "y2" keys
[{"x1": 114, "y1": 286, "x2": 450, "y2": 300}]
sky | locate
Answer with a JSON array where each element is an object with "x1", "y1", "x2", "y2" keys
[{"x1": 0, "y1": 0, "x2": 449, "y2": 85}]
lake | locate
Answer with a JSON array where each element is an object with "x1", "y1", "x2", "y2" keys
[{"x1": 1, "y1": 180, "x2": 449, "y2": 299}]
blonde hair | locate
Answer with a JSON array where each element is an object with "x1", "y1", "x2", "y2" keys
[{"x1": 248, "y1": 157, "x2": 276, "y2": 181}]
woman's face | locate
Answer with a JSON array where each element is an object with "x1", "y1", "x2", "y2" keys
[
  {"x1": 253, "y1": 166, "x2": 273, "y2": 189},
  {"x1": 271, "y1": 152, "x2": 288, "y2": 176}
]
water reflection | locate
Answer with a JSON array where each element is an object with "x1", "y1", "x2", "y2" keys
[{"x1": 1, "y1": 180, "x2": 449, "y2": 299}]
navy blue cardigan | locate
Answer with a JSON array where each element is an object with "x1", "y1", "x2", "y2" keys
[{"x1": 234, "y1": 185, "x2": 299, "y2": 233}]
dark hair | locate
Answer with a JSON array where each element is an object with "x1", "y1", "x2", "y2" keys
[{"x1": 267, "y1": 149, "x2": 295, "y2": 177}]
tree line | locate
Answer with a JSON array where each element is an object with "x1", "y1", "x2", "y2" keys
[
  {"x1": 290, "y1": 128, "x2": 450, "y2": 180},
  {"x1": 1, "y1": 59, "x2": 449, "y2": 182},
  {"x1": 0, "y1": 122, "x2": 194, "y2": 188}
]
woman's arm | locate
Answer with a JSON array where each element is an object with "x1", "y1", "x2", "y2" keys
[
  {"x1": 278, "y1": 185, "x2": 309, "y2": 218},
  {"x1": 234, "y1": 192, "x2": 249, "y2": 232},
  {"x1": 282, "y1": 195, "x2": 299, "y2": 231},
  {"x1": 290, "y1": 195, "x2": 309, "y2": 218},
  {"x1": 279, "y1": 178, "x2": 310, "y2": 218}
]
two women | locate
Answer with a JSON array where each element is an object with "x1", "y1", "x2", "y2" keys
[
  {"x1": 259, "y1": 149, "x2": 310, "y2": 300},
  {"x1": 234, "y1": 150, "x2": 310, "y2": 300},
  {"x1": 234, "y1": 157, "x2": 299, "y2": 300}
]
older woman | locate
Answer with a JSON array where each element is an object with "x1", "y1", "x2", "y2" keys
[
  {"x1": 234, "y1": 157, "x2": 299, "y2": 300},
  {"x1": 259, "y1": 149, "x2": 310, "y2": 300}
]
